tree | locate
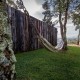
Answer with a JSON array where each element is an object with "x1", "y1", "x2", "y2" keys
[
  {"x1": 72, "y1": 4, "x2": 80, "y2": 45},
  {"x1": 75, "y1": 25, "x2": 80, "y2": 45},
  {"x1": 42, "y1": 0, "x2": 53, "y2": 25},
  {"x1": 42, "y1": 0, "x2": 80, "y2": 50}
]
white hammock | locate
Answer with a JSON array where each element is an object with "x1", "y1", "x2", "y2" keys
[
  {"x1": 37, "y1": 34, "x2": 64, "y2": 52},
  {"x1": 55, "y1": 40, "x2": 64, "y2": 50}
]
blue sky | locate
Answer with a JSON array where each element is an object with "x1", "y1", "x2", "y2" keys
[{"x1": 15, "y1": 0, "x2": 79, "y2": 39}]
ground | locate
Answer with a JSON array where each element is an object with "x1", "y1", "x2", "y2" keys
[{"x1": 16, "y1": 46, "x2": 80, "y2": 80}]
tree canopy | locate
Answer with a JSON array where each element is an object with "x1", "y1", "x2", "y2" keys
[{"x1": 72, "y1": 4, "x2": 80, "y2": 45}]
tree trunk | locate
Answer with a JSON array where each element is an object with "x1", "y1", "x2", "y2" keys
[
  {"x1": 59, "y1": 23, "x2": 68, "y2": 50},
  {"x1": 62, "y1": 9, "x2": 68, "y2": 50},
  {"x1": 58, "y1": 0, "x2": 69, "y2": 50},
  {"x1": 77, "y1": 34, "x2": 79, "y2": 45},
  {"x1": 59, "y1": 11, "x2": 64, "y2": 38},
  {"x1": 59, "y1": 11, "x2": 68, "y2": 50},
  {"x1": 62, "y1": 30, "x2": 67, "y2": 50},
  {"x1": 77, "y1": 29, "x2": 80, "y2": 45}
]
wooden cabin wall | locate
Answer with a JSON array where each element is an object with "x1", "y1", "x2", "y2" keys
[{"x1": 7, "y1": 6, "x2": 57, "y2": 52}]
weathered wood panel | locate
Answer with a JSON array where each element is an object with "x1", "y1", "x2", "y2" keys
[{"x1": 7, "y1": 6, "x2": 57, "y2": 52}]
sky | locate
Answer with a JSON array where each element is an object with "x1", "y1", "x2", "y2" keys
[{"x1": 16, "y1": 0, "x2": 79, "y2": 39}]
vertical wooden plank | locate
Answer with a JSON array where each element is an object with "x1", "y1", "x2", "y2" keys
[
  {"x1": 25, "y1": 14, "x2": 29, "y2": 51},
  {"x1": 11, "y1": 7, "x2": 17, "y2": 51}
]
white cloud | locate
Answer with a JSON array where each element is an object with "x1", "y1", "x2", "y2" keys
[{"x1": 22, "y1": 0, "x2": 44, "y2": 20}]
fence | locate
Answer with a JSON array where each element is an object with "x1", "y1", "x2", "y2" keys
[{"x1": 7, "y1": 6, "x2": 57, "y2": 52}]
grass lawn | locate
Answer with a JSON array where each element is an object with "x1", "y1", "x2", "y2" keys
[{"x1": 16, "y1": 47, "x2": 80, "y2": 80}]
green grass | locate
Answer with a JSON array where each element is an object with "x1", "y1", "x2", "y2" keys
[{"x1": 16, "y1": 47, "x2": 80, "y2": 80}]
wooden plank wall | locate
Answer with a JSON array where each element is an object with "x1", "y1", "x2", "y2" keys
[{"x1": 7, "y1": 6, "x2": 57, "y2": 52}]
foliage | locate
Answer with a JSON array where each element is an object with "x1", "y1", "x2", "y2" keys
[
  {"x1": 7, "y1": 0, "x2": 17, "y2": 8},
  {"x1": 50, "y1": 0, "x2": 80, "y2": 16},
  {"x1": 16, "y1": 47, "x2": 80, "y2": 80},
  {"x1": 16, "y1": 0, "x2": 25, "y2": 9},
  {"x1": 0, "y1": 2, "x2": 8, "y2": 36},
  {"x1": 72, "y1": 3, "x2": 80, "y2": 45},
  {"x1": 42, "y1": 0, "x2": 53, "y2": 25},
  {"x1": 0, "y1": 1, "x2": 12, "y2": 48},
  {"x1": 72, "y1": 4, "x2": 80, "y2": 30}
]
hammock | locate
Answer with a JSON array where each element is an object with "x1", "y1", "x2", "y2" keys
[
  {"x1": 37, "y1": 33, "x2": 64, "y2": 52},
  {"x1": 55, "y1": 40, "x2": 64, "y2": 50},
  {"x1": 37, "y1": 34, "x2": 57, "y2": 52},
  {"x1": 29, "y1": 19, "x2": 64, "y2": 52}
]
